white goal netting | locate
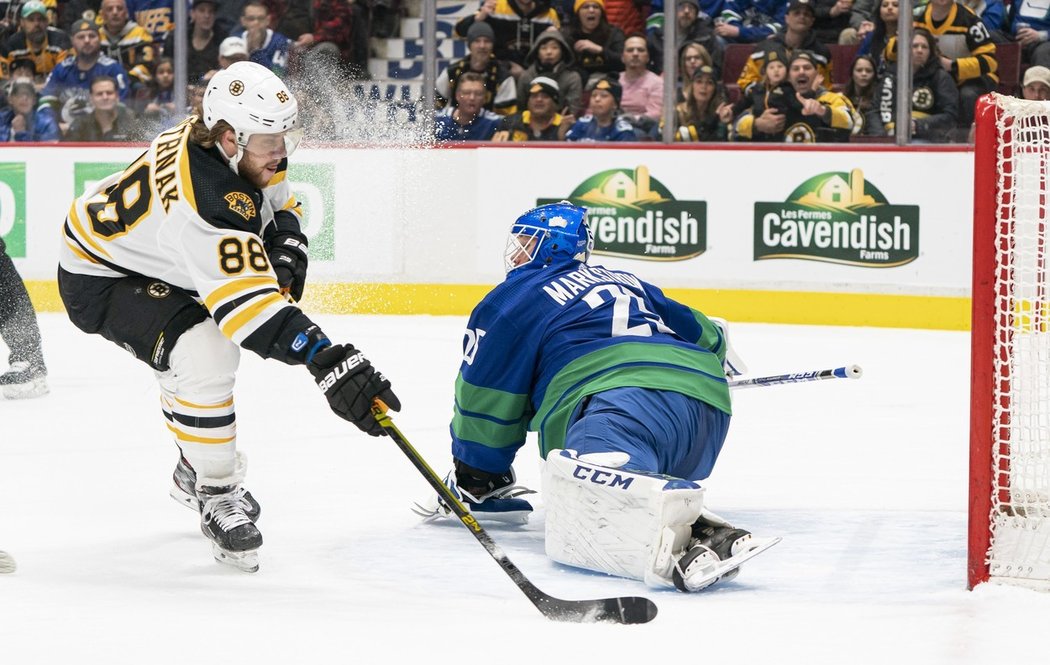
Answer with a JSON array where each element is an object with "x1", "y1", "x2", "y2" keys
[{"x1": 984, "y1": 94, "x2": 1050, "y2": 587}]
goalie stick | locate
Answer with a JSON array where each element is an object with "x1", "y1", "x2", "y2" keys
[
  {"x1": 371, "y1": 403, "x2": 658, "y2": 625},
  {"x1": 728, "y1": 364, "x2": 863, "y2": 390}
]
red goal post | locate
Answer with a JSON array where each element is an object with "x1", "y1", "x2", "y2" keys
[{"x1": 970, "y1": 92, "x2": 1050, "y2": 591}]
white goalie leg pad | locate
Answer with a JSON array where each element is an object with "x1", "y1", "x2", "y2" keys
[
  {"x1": 542, "y1": 449, "x2": 704, "y2": 588},
  {"x1": 156, "y1": 321, "x2": 241, "y2": 479}
]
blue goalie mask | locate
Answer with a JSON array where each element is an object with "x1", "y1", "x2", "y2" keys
[{"x1": 504, "y1": 201, "x2": 593, "y2": 273}]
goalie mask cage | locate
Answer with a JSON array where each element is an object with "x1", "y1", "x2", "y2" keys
[{"x1": 970, "y1": 93, "x2": 1050, "y2": 590}]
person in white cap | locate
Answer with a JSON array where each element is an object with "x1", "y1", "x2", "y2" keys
[
  {"x1": 217, "y1": 35, "x2": 249, "y2": 69},
  {"x1": 1023, "y1": 65, "x2": 1050, "y2": 100}
]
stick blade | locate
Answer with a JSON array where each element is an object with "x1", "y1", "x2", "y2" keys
[{"x1": 538, "y1": 595, "x2": 658, "y2": 624}]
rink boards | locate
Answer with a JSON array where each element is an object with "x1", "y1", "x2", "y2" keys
[{"x1": 0, "y1": 143, "x2": 972, "y2": 329}]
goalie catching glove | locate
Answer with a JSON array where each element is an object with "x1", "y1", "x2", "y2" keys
[
  {"x1": 267, "y1": 233, "x2": 308, "y2": 302},
  {"x1": 308, "y1": 344, "x2": 401, "y2": 436},
  {"x1": 413, "y1": 459, "x2": 536, "y2": 524}
]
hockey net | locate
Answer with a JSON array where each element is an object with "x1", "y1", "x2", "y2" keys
[{"x1": 970, "y1": 93, "x2": 1050, "y2": 590}]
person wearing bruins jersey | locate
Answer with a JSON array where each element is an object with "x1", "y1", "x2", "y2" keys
[
  {"x1": 734, "y1": 50, "x2": 854, "y2": 142},
  {"x1": 57, "y1": 61, "x2": 401, "y2": 574},
  {"x1": 0, "y1": 0, "x2": 70, "y2": 83},
  {"x1": 885, "y1": 0, "x2": 996, "y2": 126},
  {"x1": 879, "y1": 29, "x2": 959, "y2": 142},
  {"x1": 492, "y1": 76, "x2": 569, "y2": 141},
  {"x1": 736, "y1": 0, "x2": 831, "y2": 96}
]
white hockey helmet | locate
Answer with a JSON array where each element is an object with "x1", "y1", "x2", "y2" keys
[{"x1": 202, "y1": 61, "x2": 302, "y2": 168}]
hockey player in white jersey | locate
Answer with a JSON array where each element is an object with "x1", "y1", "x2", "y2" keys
[{"x1": 57, "y1": 61, "x2": 400, "y2": 572}]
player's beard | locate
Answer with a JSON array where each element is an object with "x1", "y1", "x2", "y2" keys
[{"x1": 237, "y1": 151, "x2": 280, "y2": 189}]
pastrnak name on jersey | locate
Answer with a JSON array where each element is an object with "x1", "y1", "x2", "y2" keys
[{"x1": 152, "y1": 119, "x2": 193, "y2": 212}]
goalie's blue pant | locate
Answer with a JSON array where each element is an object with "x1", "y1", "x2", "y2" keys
[{"x1": 563, "y1": 387, "x2": 730, "y2": 481}]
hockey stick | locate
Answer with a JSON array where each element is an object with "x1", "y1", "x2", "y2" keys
[
  {"x1": 371, "y1": 403, "x2": 658, "y2": 625},
  {"x1": 728, "y1": 364, "x2": 863, "y2": 390}
]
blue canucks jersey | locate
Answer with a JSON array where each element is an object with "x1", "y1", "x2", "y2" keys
[
  {"x1": 41, "y1": 55, "x2": 130, "y2": 107},
  {"x1": 565, "y1": 115, "x2": 636, "y2": 142},
  {"x1": 434, "y1": 107, "x2": 502, "y2": 141},
  {"x1": 451, "y1": 260, "x2": 731, "y2": 473},
  {"x1": 231, "y1": 28, "x2": 290, "y2": 78}
]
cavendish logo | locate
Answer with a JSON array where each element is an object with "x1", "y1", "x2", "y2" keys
[
  {"x1": 753, "y1": 169, "x2": 920, "y2": 267},
  {"x1": 539, "y1": 165, "x2": 706, "y2": 261},
  {"x1": 224, "y1": 192, "x2": 256, "y2": 221},
  {"x1": 229, "y1": 80, "x2": 244, "y2": 96},
  {"x1": 146, "y1": 282, "x2": 171, "y2": 298}
]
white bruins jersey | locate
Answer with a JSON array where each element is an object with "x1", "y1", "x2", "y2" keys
[{"x1": 59, "y1": 116, "x2": 311, "y2": 357}]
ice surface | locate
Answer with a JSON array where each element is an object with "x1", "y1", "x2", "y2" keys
[{"x1": 1, "y1": 314, "x2": 1048, "y2": 663}]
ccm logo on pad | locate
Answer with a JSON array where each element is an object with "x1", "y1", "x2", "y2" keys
[{"x1": 572, "y1": 464, "x2": 634, "y2": 490}]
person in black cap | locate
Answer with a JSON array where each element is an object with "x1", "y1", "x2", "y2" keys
[
  {"x1": 492, "y1": 75, "x2": 569, "y2": 140},
  {"x1": 565, "y1": 75, "x2": 634, "y2": 141},
  {"x1": 673, "y1": 64, "x2": 729, "y2": 141},
  {"x1": 40, "y1": 18, "x2": 130, "y2": 130},
  {"x1": 736, "y1": 0, "x2": 832, "y2": 93},
  {"x1": 437, "y1": 20, "x2": 518, "y2": 115},
  {"x1": 453, "y1": 0, "x2": 561, "y2": 76}
]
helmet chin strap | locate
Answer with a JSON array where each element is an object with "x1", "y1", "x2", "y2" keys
[{"x1": 217, "y1": 135, "x2": 246, "y2": 177}]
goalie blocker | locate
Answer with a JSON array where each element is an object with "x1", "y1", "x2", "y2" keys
[{"x1": 543, "y1": 449, "x2": 777, "y2": 591}]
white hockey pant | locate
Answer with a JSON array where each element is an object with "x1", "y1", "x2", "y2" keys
[
  {"x1": 542, "y1": 449, "x2": 705, "y2": 589},
  {"x1": 156, "y1": 320, "x2": 241, "y2": 483}
]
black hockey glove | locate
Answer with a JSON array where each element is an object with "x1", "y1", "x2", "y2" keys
[
  {"x1": 268, "y1": 233, "x2": 308, "y2": 302},
  {"x1": 308, "y1": 344, "x2": 401, "y2": 436}
]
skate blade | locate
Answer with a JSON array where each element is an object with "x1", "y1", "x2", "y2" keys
[
  {"x1": 169, "y1": 485, "x2": 199, "y2": 511},
  {"x1": 0, "y1": 551, "x2": 16, "y2": 574},
  {"x1": 1, "y1": 377, "x2": 49, "y2": 400},
  {"x1": 411, "y1": 500, "x2": 530, "y2": 525},
  {"x1": 684, "y1": 536, "x2": 781, "y2": 591},
  {"x1": 211, "y1": 543, "x2": 259, "y2": 573}
]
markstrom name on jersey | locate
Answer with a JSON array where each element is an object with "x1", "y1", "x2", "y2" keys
[
  {"x1": 540, "y1": 165, "x2": 707, "y2": 261},
  {"x1": 753, "y1": 169, "x2": 920, "y2": 267}
]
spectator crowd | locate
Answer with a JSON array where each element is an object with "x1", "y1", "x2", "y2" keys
[
  {"x1": 433, "y1": 0, "x2": 1050, "y2": 143},
  {"x1": 0, "y1": 0, "x2": 1045, "y2": 143},
  {"x1": 0, "y1": 0, "x2": 373, "y2": 142}
]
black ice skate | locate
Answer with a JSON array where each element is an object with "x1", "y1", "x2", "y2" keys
[
  {"x1": 672, "y1": 515, "x2": 780, "y2": 592},
  {"x1": 198, "y1": 485, "x2": 263, "y2": 573},
  {"x1": 171, "y1": 453, "x2": 261, "y2": 522},
  {"x1": 0, "y1": 361, "x2": 48, "y2": 400}
]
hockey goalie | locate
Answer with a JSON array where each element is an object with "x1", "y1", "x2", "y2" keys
[{"x1": 417, "y1": 201, "x2": 777, "y2": 592}]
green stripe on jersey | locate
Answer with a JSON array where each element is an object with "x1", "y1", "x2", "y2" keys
[
  {"x1": 452, "y1": 376, "x2": 530, "y2": 450},
  {"x1": 531, "y1": 342, "x2": 730, "y2": 456}
]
